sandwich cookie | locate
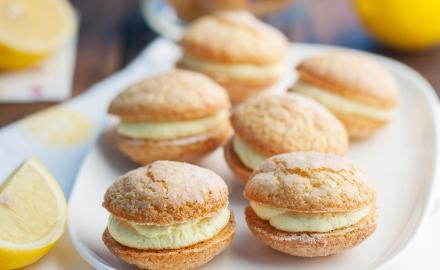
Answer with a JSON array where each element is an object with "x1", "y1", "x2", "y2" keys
[
  {"x1": 243, "y1": 152, "x2": 377, "y2": 257},
  {"x1": 290, "y1": 50, "x2": 400, "y2": 140},
  {"x1": 178, "y1": 11, "x2": 289, "y2": 104},
  {"x1": 224, "y1": 93, "x2": 348, "y2": 183},
  {"x1": 108, "y1": 69, "x2": 232, "y2": 164},
  {"x1": 102, "y1": 160, "x2": 236, "y2": 270}
]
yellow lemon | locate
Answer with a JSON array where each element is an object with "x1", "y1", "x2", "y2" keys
[
  {"x1": 0, "y1": 157, "x2": 67, "y2": 270},
  {"x1": 355, "y1": 0, "x2": 440, "y2": 50},
  {"x1": 0, "y1": 0, "x2": 77, "y2": 70}
]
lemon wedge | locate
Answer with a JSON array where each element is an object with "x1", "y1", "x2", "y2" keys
[
  {"x1": 0, "y1": 0, "x2": 77, "y2": 69},
  {"x1": 0, "y1": 157, "x2": 67, "y2": 270}
]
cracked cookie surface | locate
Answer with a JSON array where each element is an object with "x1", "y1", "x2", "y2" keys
[
  {"x1": 244, "y1": 152, "x2": 376, "y2": 213},
  {"x1": 103, "y1": 161, "x2": 228, "y2": 225},
  {"x1": 231, "y1": 94, "x2": 349, "y2": 156}
]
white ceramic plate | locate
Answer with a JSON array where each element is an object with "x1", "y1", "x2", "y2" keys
[{"x1": 68, "y1": 44, "x2": 440, "y2": 270}]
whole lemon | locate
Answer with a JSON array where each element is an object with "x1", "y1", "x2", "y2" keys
[{"x1": 354, "y1": 0, "x2": 440, "y2": 50}]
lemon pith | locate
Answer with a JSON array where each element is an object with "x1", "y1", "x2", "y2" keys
[{"x1": 0, "y1": 157, "x2": 67, "y2": 270}]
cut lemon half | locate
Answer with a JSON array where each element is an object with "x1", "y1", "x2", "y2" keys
[
  {"x1": 0, "y1": 157, "x2": 67, "y2": 270},
  {"x1": 0, "y1": 0, "x2": 77, "y2": 69}
]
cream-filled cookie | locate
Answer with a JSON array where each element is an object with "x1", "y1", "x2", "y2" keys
[
  {"x1": 108, "y1": 69, "x2": 232, "y2": 164},
  {"x1": 102, "y1": 160, "x2": 236, "y2": 270},
  {"x1": 178, "y1": 11, "x2": 289, "y2": 104},
  {"x1": 224, "y1": 93, "x2": 348, "y2": 183},
  {"x1": 243, "y1": 152, "x2": 377, "y2": 257},
  {"x1": 290, "y1": 50, "x2": 400, "y2": 140}
]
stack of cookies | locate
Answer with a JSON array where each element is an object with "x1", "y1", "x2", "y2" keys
[
  {"x1": 109, "y1": 69, "x2": 231, "y2": 164},
  {"x1": 101, "y1": 9, "x2": 400, "y2": 270},
  {"x1": 102, "y1": 161, "x2": 235, "y2": 269},
  {"x1": 290, "y1": 50, "x2": 400, "y2": 139},
  {"x1": 178, "y1": 11, "x2": 289, "y2": 104}
]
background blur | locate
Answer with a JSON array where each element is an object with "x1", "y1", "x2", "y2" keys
[{"x1": 1, "y1": 0, "x2": 440, "y2": 126}]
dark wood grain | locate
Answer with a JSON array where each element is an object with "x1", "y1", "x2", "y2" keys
[{"x1": 0, "y1": 0, "x2": 438, "y2": 127}]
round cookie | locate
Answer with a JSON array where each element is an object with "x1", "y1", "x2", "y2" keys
[
  {"x1": 224, "y1": 93, "x2": 348, "y2": 183},
  {"x1": 108, "y1": 69, "x2": 232, "y2": 164},
  {"x1": 102, "y1": 161, "x2": 236, "y2": 270},
  {"x1": 178, "y1": 10, "x2": 289, "y2": 103},
  {"x1": 290, "y1": 50, "x2": 400, "y2": 140},
  {"x1": 243, "y1": 152, "x2": 377, "y2": 257}
]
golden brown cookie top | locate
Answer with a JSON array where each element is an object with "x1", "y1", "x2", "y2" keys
[
  {"x1": 108, "y1": 69, "x2": 230, "y2": 121},
  {"x1": 180, "y1": 11, "x2": 288, "y2": 65},
  {"x1": 231, "y1": 93, "x2": 348, "y2": 156},
  {"x1": 103, "y1": 160, "x2": 228, "y2": 225},
  {"x1": 297, "y1": 50, "x2": 400, "y2": 108},
  {"x1": 244, "y1": 152, "x2": 376, "y2": 213}
]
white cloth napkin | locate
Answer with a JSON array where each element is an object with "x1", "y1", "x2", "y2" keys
[{"x1": 0, "y1": 38, "x2": 179, "y2": 194}]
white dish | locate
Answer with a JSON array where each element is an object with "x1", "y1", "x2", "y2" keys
[{"x1": 68, "y1": 44, "x2": 440, "y2": 270}]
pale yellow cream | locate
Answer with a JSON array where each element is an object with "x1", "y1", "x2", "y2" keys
[
  {"x1": 250, "y1": 201, "x2": 371, "y2": 233},
  {"x1": 180, "y1": 54, "x2": 286, "y2": 80},
  {"x1": 107, "y1": 208, "x2": 230, "y2": 250},
  {"x1": 117, "y1": 110, "x2": 229, "y2": 140},
  {"x1": 292, "y1": 80, "x2": 397, "y2": 120},
  {"x1": 232, "y1": 136, "x2": 266, "y2": 170}
]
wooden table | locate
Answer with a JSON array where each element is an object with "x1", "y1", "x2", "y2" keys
[{"x1": 0, "y1": 0, "x2": 439, "y2": 127}]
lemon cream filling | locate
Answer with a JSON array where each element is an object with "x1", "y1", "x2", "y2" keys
[
  {"x1": 117, "y1": 110, "x2": 229, "y2": 140},
  {"x1": 180, "y1": 54, "x2": 285, "y2": 80},
  {"x1": 250, "y1": 201, "x2": 372, "y2": 233},
  {"x1": 232, "y1": 136, "x2": 266, "y2": 170},
  {"x1": 292, "y1": 80, "x2": 397, "y2": 120},
  {"x1": 107, "y1": 207, "x2": 230, "y2": 250}
]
